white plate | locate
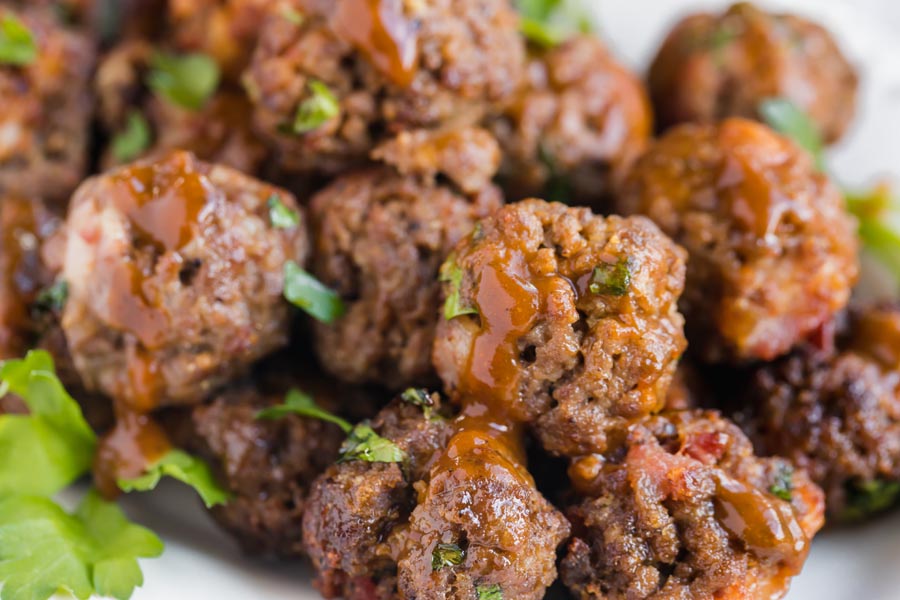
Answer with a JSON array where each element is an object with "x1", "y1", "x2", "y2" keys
[{"x1": 67, "y1": 1, "x2": 900, "y2": 598}]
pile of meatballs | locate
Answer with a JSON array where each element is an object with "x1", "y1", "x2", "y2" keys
[{"x1": 1, "y1": 0, "x2": 895, "y2": 598}]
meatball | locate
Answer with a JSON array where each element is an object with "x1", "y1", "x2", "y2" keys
[
  {"x1": 61, "y1": 151, "x2": 308, "y2": 410},
  {"x1": 648, "y1": 2, "x2": 858, "y2": 143},
  {"x1": 166, "y1": 375, "x2": 349, "y2": 557},
  {"x1": 95, "y1": 40, "x2": 268, "y2": 175},
  {"x1": 0, "y1": 6, "x2": 95, "y2": 203},
  {"x1": 490, "y1": 35, "x2": 652, "y2": 208},
  {"x1": 735, "y1": 305, "x2": 900, "y2": 520},
  {"x1": 303, "y1": 395, "x2": 570, "y2": 600},
  {"x1": 309, "y1": 129, "x2": 503, "y2": 389},
  {"x1": 561, "y1": 410, "x2": 825, "y2": 600},
  {"x1": 0, "y1": 196, "x2": 61, "y2": 359},
  {"x1": 243, "y1": 0, "x2": 526, "y2": 174},
  {"x1": 433, "y1": 199, "x2": 687, "y2": 456},
  {"x1": 616, "y1": 119, "x2": 858, "y2": 363}
]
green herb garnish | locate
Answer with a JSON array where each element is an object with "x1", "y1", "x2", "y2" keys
[
  {"x1": 0, "y1": 490, "x2": 164, "y2": 600},
  {"x1": 111, "y1": 111, "x2": 152, "y2": 162},
  {"x1": 281, "y1": 6, "x2": 304, "y2": 25},
  {"x1": 431, "y1": 543, "x2": 465, "y2": 570},
  {"x1": 0, "y1": 350, "x2": 97, "y2": 497},
  {"x1": 841, "y1": 479, "x2": 900, "y2": 521},
  {"x1": 769, "y1": 464, "x2": 794, "y2": 502},
  {"x1": 283, "y1": 261, "x2": 346, "y2": 324},
  {"x1": 846, "y1": 185, "x2": 900, "y2": 280},
  {"x1": 758, "y1": 97, "x2": 824, "y2": 171},
  {"x1": 268, "y1": 194, "x2": 300, "y2": 229},
  {"x1": 0, "y1": 14, "x2": 37, "y2": 66},
  {"x1": 118, "y1": 449, "x2": 231, "y2": 509},
  {"x1": 292, "y1": 80, "x2": 339, "y2": 134},
  {"x1": 515, "y1": 0, "x2": 594, "y2": 48},
  {"x1": 477, "y1": 583, "x2": 503, "y2": 600},
  {"x1": 401, "y1": 388, "x2": 433, "y2": 408},
  {"x1": 256, "y1": 388, "x2": 353, "y2": 432},
  {"x1": 439, "y1": 255, "x2": 478, "y2": 320},
  {"x1": 589, "y1": 258, "x2": 632, "y2": 296},
  {"x1": 538, "y1": 145, "x2": 573, "y2": 204},
  {"x1": 32, "y1": 280, "x2": 69, "y2": 316},
  {"x1": 147, "y1": 51, "x2": 220, "y2": 111}
]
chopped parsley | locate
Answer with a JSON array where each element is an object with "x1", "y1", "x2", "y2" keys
[
  {"x1": 283, "y1": 261, "x2": 346, "y2": 324},
  {"x1": 589, "y1": 258, "x2": 632, "y2": 296},
  {"x1": 401, "y1": 388, "x2": 434, "y2": 409},
  {"x1": 769, "y1": 464, "x2": 794, "y2": 502},
  {"x1": 117, "y1": 449, "x2": 231, "y2": 509},
  {"x1": 845, "y1": 185, "x2": 900, "y2": 281},
  {"x1": 0, "y1": 14, "x2": 37, "y2": 66},
  {"x1": 267, "y1": 194, "x2": 300, "y2": 229},
  {"x1": 758, "y1": 97, "x2": 825, "y2": 171},
  {"x1": 431, "y1": 543, "x2": 465, "y2": 570},
  {"x1": 439, "y1": 255, "x2": 478, "y2": 320},
  {"x1": 0, "y1": 490, "x2": 164, "y2": 600},
  {"x1": 147, "y1": 51, "x2": 220, "y2": 111},
  {"x1": 281, "y1": 6, "x2": 304, "y2": 25},
  {"x1": 111, "y1": 111, "x2": 152, "y2": 162},
  {"x1": 841, "y1": 479, "x2": 900, "y2": 521},
  {"x1": 292, "y1": 80, "x2": 339, "y2": 134},
  {"x1": 32, "y1": 280, "x2": 69, "y2": 316},
  {"x1": 515, "y1": 0, "x2": 595, "y2": 48},
  {"x1": 258, "y1": 390, "x2": 405, "y2": 465},
  {"x1": 476, "y1": 583, "x2": 503, "y2": 600},
  {"x1": 539, "y1": 145, "x2": 574, "y2": 204}
]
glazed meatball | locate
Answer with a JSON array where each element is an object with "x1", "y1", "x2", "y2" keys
[
  {"x1": 309, "y1": 129, "x2": 503, "y2": 389},
  {"x1": 616, "y1": 119, "x2": 858, "y2": 363},
  {"x1": 433, "y1": 199, "x2": 687, "y2": 457},
  {"x1": 61, "y1": 151, "x2": 308, "y2": 410},
  {"x1": 0, "y1": 6, "x2": 95, "y2": 203},
  {"x1": 243, "y1": 0, "x2": 526, "y2": 174},
  {"x1": 561, "y1": 410, "x2": 825, "y2": 600},
  {"x1": 0, "y1": 196, "x2": 61, "y2": 359},
  {"x1": 303, "y1": 395, "x2": 570, "y2": 600},
  {"x1": 648, "y1": 2, "x2": 858, "y2": 143},
  {"x1": 95, "y1": 40, "x2": 268, "y2": 175},
  {"x1": 735, "y1": 305, "x2": 900, "y2": 520},
  {"x1": 490, "y1": 35, "x2": 652, "y2": 207}
]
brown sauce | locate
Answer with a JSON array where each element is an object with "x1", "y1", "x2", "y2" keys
[
  {"x1": 330, "y1": 0, "x2": 418, "y2": 88},
  {"x1": 93, "y1": 409, "x2": 172, "y2": 500}
]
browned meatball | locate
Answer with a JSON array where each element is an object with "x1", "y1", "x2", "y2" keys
[
  {"x1": 309, "y1": 129, "x2": 503, "y2": 389},
  {"x1": 735, "y1": 305, "x2": 900, "y2": 521},
  {"x1": 616, "y1": 119, "x2": 858, "y2": 363},
  {"x1": 60, "y1": 151, "x2": 308, "y2": 411},
  {"x1": 95, "y1": 40, "x2": 268, "y2": 175},
  {"x1": 490, "y1": 35, "x2": 651, "y2": 208},
  {"x1": 243, "y1": 0, "x2": 526, "y2": 174},
  {"x1": 433, "y1": 199, "x2": 687, "y2": 457},
  {"x1": 562, "y1": 410, "x2": 825, "y2": 600},
  {"x1": 648, "y1": 2, "x2": 858, "y2": 143},
  {"x1": 0, "y1": 6, "x2": 95, "y2": 204},
  {"x1": 303, "y1": 395, "x2": 570, "y2": 600}
]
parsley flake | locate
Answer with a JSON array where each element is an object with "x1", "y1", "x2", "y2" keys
[
  {"x1": 147, "y1": 51, "x2": 220, "y2": 111},
  {"x1": 439, "y1": 255, "x2": 478, "y2": 320},
  {"x1": 117, "y1": 449, "x2": 231, "y2": 509},
  {"x1": 339, "y1": 423, "x2": 406, "y2": 464},
  {"x1": 292, "y1": 80, "x2": 339, "y2": 134},
  {"x1": 0, "y1": 14, "x2": 37, "y2": 66},
  {"x1": 589, "y1": 258, "x2": 632, "y2": 296},
  {"x1": 281, "y1": 6, "x2": 304, "y2": 25},
  {"x1": 283, "y1": 260, "x2": 346, "y2": 324},
  {"x1": 432, "y1": 543, "x2": 465, "y2": 570},
  {"x1": 845, "y1": 185, "x2": 900, "y2": 281},
  {"x1": 32, "y1": 280, "x2": 69, "y2": 316},
  {"x1": 256, "y1": 389, "x2": 352, "y2": 433},
  {"x1": 841, "y1": 479, "x2": 900, "y2": 521},
  {"x1": 515, "y1": 0, "x2": 594, "y2": 48},
  {"x1": 268, "y1": 194, "x2": 300, "y2": 229},
  {"x1": 758, "y1": 97, "x2": 825, "y2": 171},
  {"x1": 477, "y1": 583, "x2": 503, "y2": 600},
  {"x1": 111, "y1": 111, "x2": 152, "y2": 162},
  {"x1": 769, "y1": 464, "x2": 794, "y2": 502}
]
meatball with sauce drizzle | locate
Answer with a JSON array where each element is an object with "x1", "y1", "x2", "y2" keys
[
  {"x1": 308, "y1": 127, "x2": 504, "y2": 389},
  {"x1": 0, "y1": 5, "x2": 95, "y2": 204},
  {"x1": 647, "y1": 2, "x2": 858, "y2": 143},
  {"x1": 303, "y1": 393, "x2": 570, "y2": 600},
  {"x1": 616, "y1": 118, "x2": 858, "y2": 363},
  {"x1": 60, "y1": 150, "x2": 308, "y2": 411},
  {"x1": 433, "y1": 199, "x2": 688, "y2": 457},
  {"x1": 242, "y1": 0, "x2": 527, "y2": 174},
  {"x1": 490, "y1": 34, "x2": 652, "y2": 208},
  {"x1": 561, "y1": 410, "x2": 825, "y2": 600},
  {"x1": 734, "y1": 304, "x2": 900, "y2": 521}
]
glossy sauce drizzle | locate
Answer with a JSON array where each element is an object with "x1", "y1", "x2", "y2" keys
[{"x1": 330, "y1": 0, "x2": 418, "y2": 87}]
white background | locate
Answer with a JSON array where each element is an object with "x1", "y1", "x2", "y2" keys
[{"x1": 66, "y1": 1, "x2": 900, "y2": 599}]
